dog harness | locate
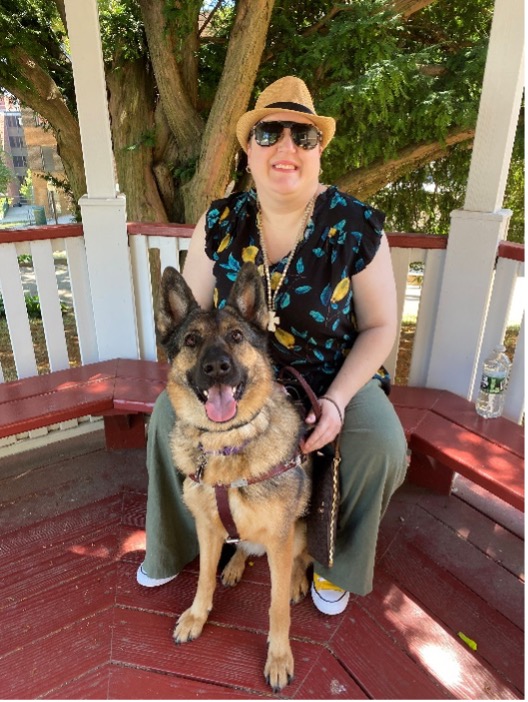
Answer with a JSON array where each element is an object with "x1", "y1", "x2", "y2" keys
[{"x1": 189, "y1": 445, "x2": 303, "y2": 543}]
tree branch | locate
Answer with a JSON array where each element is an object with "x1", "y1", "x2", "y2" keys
[
  {"x1": 198, "y1": 0, "x2": 224, "y2": 38},
  {"x1": 4, "y1": 47, "x2": 86, "y2": 202},
  {"x1": 390, "y1": 0, "x2": 436, "y2": 19},
  {"x1": 183, "y1": 0, "x2": 276, "y2": 222},
  {"x1": 302, "y1": 0, "x2": 435, "y2": 39},
  {"x1": 335, "y1": 128, "x2": 474, "y2": 200}
]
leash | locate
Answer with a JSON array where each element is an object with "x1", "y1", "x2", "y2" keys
[{"x1": 279, "y1": 366, "x2": 341, "y2": 568}]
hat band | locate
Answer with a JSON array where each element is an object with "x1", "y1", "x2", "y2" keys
[{"x1": 265, "y1": 101, "x2": 314, "y2": 115}]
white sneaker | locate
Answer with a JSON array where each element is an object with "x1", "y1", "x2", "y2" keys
[
  {"x1": 311, "y1": 573, "x2": 350, "y2": 615},
  {"x1": 136, "y1": 564, "x2": 178, "y2": 587}
]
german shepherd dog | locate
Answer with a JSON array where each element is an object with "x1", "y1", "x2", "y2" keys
[{"x1": 156, "y1": 262, "x2": 312, "y2": 691}]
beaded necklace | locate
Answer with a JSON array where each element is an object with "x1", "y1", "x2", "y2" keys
[{"x1": 256, "y1": 194, "x2": 316, "y2": 332}]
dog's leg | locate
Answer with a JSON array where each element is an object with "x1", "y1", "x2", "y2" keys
[
  {"x1": 264, "y1": 528, "x2": 296, "y2": 691},
  {"x1": 221, "y1": 543, "x2": 249, "y2": 587},
  {"x1": 173, "y1": 523, "x2": 224, "y2": 644},
  {"x1": 290, "y1": 521, "x2": 312, "y2": 603}
]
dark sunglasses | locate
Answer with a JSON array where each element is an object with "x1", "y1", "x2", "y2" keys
[{"x1": 249, "y1": 120, "x2": 322, "y2": 150}]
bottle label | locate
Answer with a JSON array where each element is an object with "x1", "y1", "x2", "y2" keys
[{"x1": 480, "y1": 374, "x2": 507, "y2": 394}]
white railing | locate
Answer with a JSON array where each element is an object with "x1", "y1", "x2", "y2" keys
[
  {"x1": 0, "y1": 224, "x2": 524, "y2": 431},
  {"x1": 0, "y1": 224, "x2": 100, "y2": 449}
]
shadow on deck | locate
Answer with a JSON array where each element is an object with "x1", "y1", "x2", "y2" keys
[{"x1": 0, "y1": 429, "x2": 524, "y2": 699}]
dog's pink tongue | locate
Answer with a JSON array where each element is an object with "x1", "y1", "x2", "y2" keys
[{"x1": 205, "y1": 384, "x2": 237, "y2": 423}]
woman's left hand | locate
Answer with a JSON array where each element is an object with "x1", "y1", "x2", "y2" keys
[{"x1": 300, "y1": 397, "x2": 344, "y2": 454}]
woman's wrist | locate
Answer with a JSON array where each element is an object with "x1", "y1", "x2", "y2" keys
[{"x1": 319, "y1": 395, "x2": 344, "y2": 425}]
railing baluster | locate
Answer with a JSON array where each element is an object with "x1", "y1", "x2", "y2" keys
[
  {"x1": 65, "y1": 236, "x2": 99, "y2": 364},
  {"x1": 0, "y1": 242, "x2": 38, "y2": 379},
  {"x1": 130, "y1": 234, "x2": 157, "y2": 361},
  {"x1": 30, "y1": 239, "x2": 70, "y2": 372},
  {"x1": 408, "y1": 249, "x2": 446, "y2": 386}
]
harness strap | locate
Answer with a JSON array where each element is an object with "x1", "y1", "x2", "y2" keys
[
  {"x1": 189, "y1": 454, "x2": 302, "y2": 543},
  {"x1": 214, "y1": 485, "x2": 240, "y2": 542}
]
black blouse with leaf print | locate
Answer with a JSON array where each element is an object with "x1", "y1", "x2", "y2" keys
[{"x1": 204, "y1": 185, "x2": 386, "y2": 397}]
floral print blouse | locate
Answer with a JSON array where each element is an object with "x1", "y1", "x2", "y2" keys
[{"x1": 204, "y1": 185, "x2": 385, "y2": 396}]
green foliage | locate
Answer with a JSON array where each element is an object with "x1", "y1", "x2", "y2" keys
[
  {"x1": 371, "y1": 115, "x2": 524, "y2": 242},
  {"x1": 98, "y1": 0, "x2": 146, "y2": 62},
  {"x1": 0, "y1": 0, "x2": 76, "y2": 113},
  {"x1": 0, "y1": 148, "x2": 14, "y2": 194},
  {"x1": 0, "y1": 0, "x2": 522, "y2": 242},
  {"x1": 0, "y1": 293, "x2": 68, "y2": 319},
  {"x1": 19, "y1": 170, "x2": 33, "y2": 203},
  {"x1": 503, "y1": 108, "x2": 524, "y2": 244}
]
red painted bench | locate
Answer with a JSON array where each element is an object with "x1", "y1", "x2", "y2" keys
[
  {"x1": 0, "y1": 359, "x2": 169, "y2": 451},
  {"x1": 391, "y1": 386, "x2": 524, "y2": 512},
  {"x1": 0, "y1": 360, "x2": 523, "y2": 511}
]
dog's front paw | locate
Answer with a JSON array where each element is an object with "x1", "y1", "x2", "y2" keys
[
  {"x1": 290, "y1": 566, "x2": 310, "y2": 603},
  {"x1": 264, "y1": 647, "x2": 294, "y2": 692},
  {"x1": 221, "y1": 547, "x2": 247, "y2": 587},
  {"x1": 173, "y1": 608, "x2": 207, "y2": 643}
]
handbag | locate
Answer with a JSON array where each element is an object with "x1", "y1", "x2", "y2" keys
[
  {"x1": 277, "y1": 366, "x2": 341, "y2": 568},
  {"x1": 306, "y1": 438, "x2": 341, "y2": 568}
]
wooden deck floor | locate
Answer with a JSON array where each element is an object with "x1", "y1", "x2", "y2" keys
[{"x1": 0, "y1": 428, "x2": 524, "y2": 699}]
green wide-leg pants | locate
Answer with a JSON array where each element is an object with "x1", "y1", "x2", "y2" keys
[{"x1": 141, "y1": 379, "x2": 407, "y2": 596}]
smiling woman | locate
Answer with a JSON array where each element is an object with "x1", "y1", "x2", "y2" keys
[{"x1": 139, "y1": 76, "x2": 408, "y2": 629}]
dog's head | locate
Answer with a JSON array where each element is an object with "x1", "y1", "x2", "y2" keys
[{"x1": 157, "y1": 263, "x2": 274, "y2": 428}]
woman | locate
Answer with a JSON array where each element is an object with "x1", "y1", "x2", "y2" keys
[{"x1": 138, "y1": 76, "x2": 408, "y2": 616}]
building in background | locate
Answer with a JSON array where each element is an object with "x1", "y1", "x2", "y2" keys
[
  {"x1": 20, "y1": 106, "x2": 72, "y2": 221},
  {"x1": 0, "y1": 94, "x2": 28, "y2": 205},
  {"x1": 0, "y1": 94, "x2": 72, "y2": 220}
]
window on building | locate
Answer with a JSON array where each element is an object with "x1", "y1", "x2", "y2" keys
[
  {"x1": 9, "y1": 136, "x2": 24, "y2": 148},
  {"x1": 12, "y1": 156, "x2": 27, "y2": 168}
]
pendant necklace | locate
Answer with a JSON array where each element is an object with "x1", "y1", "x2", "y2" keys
[{"x1": 256, "y1": 194, "x2": 316, "y2": 333}]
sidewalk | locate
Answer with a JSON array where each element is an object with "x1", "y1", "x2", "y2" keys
[{"x1": 0, "y1": 205, "x2": 74, "y2": 227}]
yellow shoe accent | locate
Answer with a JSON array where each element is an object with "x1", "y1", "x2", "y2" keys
[
  {"x1": 311, "y1": 573, "x2": 350, "y2": 615},
  {"x1": 313, "y1": 573, "x2": 345, "y2": 593}
]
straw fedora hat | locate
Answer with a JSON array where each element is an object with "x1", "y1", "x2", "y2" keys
[{"x1": 236, "y1": 76, "x2": 336, "y2": 152}]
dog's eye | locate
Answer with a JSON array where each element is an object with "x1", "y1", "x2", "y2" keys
[
  {"x1": 230, "y1": 329, "x2": 244, "y2": 344},
  {"x1": 184, "y1": 332, "x2": 200, "y2": 347}
]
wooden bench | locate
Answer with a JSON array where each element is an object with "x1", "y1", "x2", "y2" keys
[
  {"x1": 391, "y1": 386, "x2": 524, "y2": 512},
  {"x1": 0, "y1": 360, "x2": 523, "y2": 511},
  {"x1": 0, "y1": 359, "x2": 169, "y2": 451}
]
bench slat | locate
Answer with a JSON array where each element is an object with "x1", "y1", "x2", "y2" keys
[{"x1": 411, "y1": 412, "x2": 523, "y2": 511}]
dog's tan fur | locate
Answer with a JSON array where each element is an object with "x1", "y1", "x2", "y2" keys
[{"x1": 156, "y1": 262, "x2": 312, "y2": 691}]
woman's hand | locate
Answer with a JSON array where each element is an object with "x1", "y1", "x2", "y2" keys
[{"x1": 300, "y1": 396, "x2": 344, "y2": 454}]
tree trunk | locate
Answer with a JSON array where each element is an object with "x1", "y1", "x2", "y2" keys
[
  {"x1": 182, "y1": 0, "x2": 276, "y2": 223},
  {"x1": 138, "y1": 0, "x2": 204, "y2": 161},
  {"x1": 106, "y1": 56, "x2": 169, "y2": 222},
  {"x1": 336, "y1": 129, "x2": 474, "y2": 201}
]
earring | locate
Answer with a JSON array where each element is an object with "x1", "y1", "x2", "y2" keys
[{"x1": 246, "y1": 165, "x2": 251, "y2": 174}]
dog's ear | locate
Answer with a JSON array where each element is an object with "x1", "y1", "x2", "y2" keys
[
  {"x1": 156, "y1": 266, "x2": 200, "y2": 346},
  {"x1": 227, "y1": 262, "x2": 268, "y2": 331}
]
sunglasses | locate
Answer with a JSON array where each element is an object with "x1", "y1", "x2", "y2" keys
[{"x1": 249, "y1": 120, "x2": 322, "y2": 150}]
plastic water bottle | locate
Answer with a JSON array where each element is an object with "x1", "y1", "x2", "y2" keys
[{"x1": 475, "y1": 345, "x2": 511, "y2": 419}]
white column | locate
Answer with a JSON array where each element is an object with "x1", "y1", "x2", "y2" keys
[
  {"x1": 425, "y1": 0, "x2": 524, "y2": 398},
  {"x1": 64, "y1": 0, "x2": 138, "y2": 360}
]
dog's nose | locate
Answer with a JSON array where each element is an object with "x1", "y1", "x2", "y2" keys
[{"x1": 202, "y1": 351, "x2": 232, "y2": 379}]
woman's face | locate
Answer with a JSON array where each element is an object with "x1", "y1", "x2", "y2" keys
[{"x1": 246, "y1": 111, "x2": 322, "y2": 198}]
